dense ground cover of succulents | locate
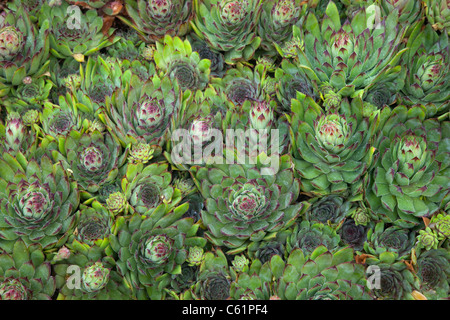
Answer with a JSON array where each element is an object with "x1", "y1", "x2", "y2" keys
[{"x1": 0, "y1": 0, "x2": 449, "y2": 301}]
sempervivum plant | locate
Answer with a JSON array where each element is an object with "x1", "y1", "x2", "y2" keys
[
  {"x1": 101, "y1": 73, "x2": 181, "y2": 148},
  {"x1": 415, "y1": 248, "x2": 450, "y2": 299},
  {"x1": 0, "y1": 7, "x2": 50, "y2": 96},
  {"x1": 0, "y1": 111, "x2": 38, "y2": 159},
  {"x1": 285, "y1": 220, "x2": 341, "y2": 255},
  {"x1": 364, "y1": 222, "x2": 416, "y2": 261},
  {"x1": 190, "y1": 154, "x2": 307, "y2": 254},
  {"x1": 41, "y1": 1, "x2": 118, "y2": 62},
  {"x1": 121, "y1": 0, "x2": 194, "y2": 43},
  {"x1": 212, "y1": 63, "x2": 264, "y2": 107},
  {"x1": 257, "y1": 0, "x2": 306, "y2": 57},
  {"x1": 121, "y1": 162, "x2": 181, "y2": 216},
  {"x1": 188, "y1": 35, "x2": 226, "y2": 77},
  {"x1": 154, "y1": 35, "x2": 211, "y2": 92},
  {"x1": 68, "y1": 201, "x2": 114, "y2": 250},
  {"x1": 191, "y1": 0, "x2": 263, "y2": 64},
  {"x1": 304, "y1": 194, "x2": 352, "y2": 226},
  {"x1": 0, "y1": 155, "x2": 79, "y2": 252},
  {"x1": 54, "y1": 245, "x2": 134, "y2": 300},
  {"x1": 365, "y1": 105, "x2": 450, "y2": 228},
  {"x1": 423, "y1": 0, "x2": 450, "y2": 35},
  {"x1": 429, "y1": 211, "x2": 450, "y2": 240},
  {"x1": 165, "y1": 85, "x2": 228, "y2": 171},
  {"x1": 40, "y1": 99, "x2": 83, "y2": 140},
  {"x1": 416, "y1": 227, "x2": 439, "y2": 251},
  {"x1": 293, "y1": 1, "x2": 407, "y2": 98},
  {"x1": 2, "y1": 76, "x2": 53, "y2": 113},
  {"x1": 339, "y1": 219, "x2": 368, "y2": 251},
  {"x1": 289, "y1": 96, "x2": 378, "y2": 197},
  {"x1": 274, "y1": 59, "x2": 320, "y2": 113},
  {"x1": 220, "y1": 98, "x2": 290, "y2": 164},
  {"x1": 190, "y1": 248, "x2": 233, "y2": 300},
  {"x1": 271, "y1": 245, "x2": 374, "y2": 299},
  {"x1": 398, "y1": 22, "x2": 450, "y2": 117},
  {"x1": 109, "y1": 204, "x2": 206, "y2": 300},
  {"x1": 71, "y1": 56, "x2": 129, "y2": 114},
  {"x1": 364, "y1": 252, "x2": 417, "y2": 300},
  {"x1": 51, "y1": 130, "x2": 128, "y2": 196},
  {"x1": 0, "y1": 240, "x2": 56, "y2": 300}
]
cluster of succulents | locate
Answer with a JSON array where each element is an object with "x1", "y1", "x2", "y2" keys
[{"x1": 0, "y1": 0, "x2": 448, "y2": 300}]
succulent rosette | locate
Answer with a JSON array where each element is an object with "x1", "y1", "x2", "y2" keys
[
  {"x1": 429, "y1": 212, "x2": 450, "y2": 240},
  {"x1": 270, "y1": 245, "x2": 374, "y2": 299},
  {"x1": 53, "y1": 245, "x2": 134, "y2": 300},
  {"x1": 41, "y1": 1, "x2": 118, "y2": 62},
  {"x1": 190, "y1": 155, "x2": 306, "y2": 254},
  {"x1": 173, "y1": 173, "x2": 198, "y2": 200},
  {"x1": 222, "y1": 65, "x2": 269, "y2": 109},
  {"x1": 415, "y1": 248, "x2": 450, "y2": 299},
  {"x1": 186, "y1": 246, "x2": 204, "y2": 267},
  {"x1": 367, "y1": 265, "x2": 416, "y2": 300},
  {"x1": 293, "y1": 1, "x2": 407, "y2": 98},
  {"x1": 109, "y1": 203, "x2": 206, "y2": 299},
  {"x1": 286, "y1": 220, "x2": 342, "y2": 255},
  {"x1": 2, "y1": 76, "x2": 53, "y2": 112},
  {"x1": 230, "y1": 257, "x2": 272, "y2": 299},
  {"x1": 416, "y1": 227, "x2": 439, "y2": 251},
  {"x1": 122, "y1": 162, "x2": 180, "y2": 216},
  {"x1": 365, "y1": 105, "x2": 450, "y2": 228},
  {"x1": 107, "y1": 39, "x2": 144, "y2": 64},
  {"x1": 360, "y1": 80, "x2": 404, "y2": 118},
  {"x1": 121, "y1": 0, "x2": 194, "y2": 43},
  {"x1": 220, "y1": 98, "x2": 290, "y2": 165},
  {"x1": 154, "y1": 35, "x2": 211, "y2": 92},
  {"x1": 257, "y1": 0, "x2": 306, "y2": 56},
  {"x1": 339, "y1": 219, "x2": 368, "y2": 251},
  {"x1": 191, "y1": 0, "x2": 263, "y2": 64},
  {"x1": 39, "y1": 96, "x2": 90, "y2": 146},
  {"x1": 190, "y1": 249, "x2": 233, "y2": 300},
  {"x1": 0, "y1": 111, "x2": 38, "y2": 159},
  {"x1": 105, "y1": 45, "x2": 157, "y2": 85},
  {"x1": 364, "y1": 222, "x2": 416, "y2": 260},
  {"x1": 247, "y1": 240, "x2": 286, "y2": 264},
  {"x1": 165, "y1": 263, "x2": 200, "y2": 299},
  {"x1": 0, "y1": 240, "x2": 56, "y2": 300},
  {"x1": 275, "y1": 59, "x2": 320, "y2": 113},
  {"x1": 289, "y1": 96, "x2": 377, "y2": 197},
  {"x1": 0, "y1": 7, "x2": 50, "y2": 97},
  {"x1": 304, "y1": 194, "x2": 351, "y2": 225},
  {"x1": 423, "y1": 0, "x2": 450, "y2": 35},
  {"x1": 188, "y1": 35, "x2": 226, "y2": 77},
  {"x1": 101, "y1": 73, "x2": 181, "y2": 148},
  {"x1": 364, "y1": 253, "x2": 417, "y2": 300},
  {"x1": 51, "y1": 129, "x2": 127, "y2": 195},
  {"x1": 0, "y1": 155, "x2": 79, "y2": 252},
  {"x1": 398, "y1": 22, "x2": 450, "y2": 117},
  {"x1": 71, "y1": 56, "x2": 128, "y2": 114},
  {"x1": 68, "y1": 201, "x2": 114, "y2": 250},
  {"x1": 165, "y1": 86, "x2": 227, "y2": 171}
]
